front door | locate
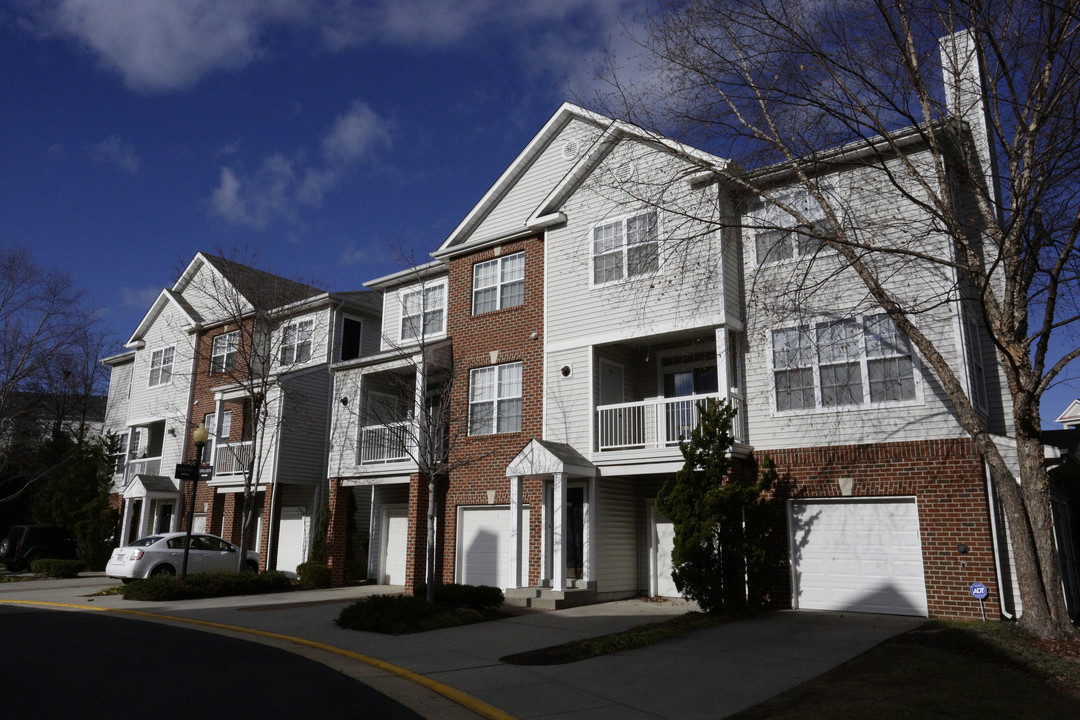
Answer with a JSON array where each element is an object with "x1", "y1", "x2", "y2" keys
[{"x1": 566, "y1": 488, "x2": 585, "y2": 580}]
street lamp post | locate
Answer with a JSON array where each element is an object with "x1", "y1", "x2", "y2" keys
[{"x1": 181, "y1": 424, "x2": 210, "y2": 578}]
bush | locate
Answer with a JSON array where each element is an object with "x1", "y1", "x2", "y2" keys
[
  {"x1": 296, "y1": 561, "x2": 332, "y2": 589},
  {"x1": 120, "y1": 571, "x2": 293, "y2": 601},
  {"x1": 337, "y1": 594, "x2": 497, "y2": 634},
  {"x1": 412, "y1": 582, "x2": 504, "y2": 611},
  {"x1": 30, "y1": 558, "x2": 86, "y2": 578}
]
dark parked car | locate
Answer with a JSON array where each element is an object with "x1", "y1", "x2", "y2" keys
[{"x1": 0, "y1": 525, "x2": 78, "y2": 571}]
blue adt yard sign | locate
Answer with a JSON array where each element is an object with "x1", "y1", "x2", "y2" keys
[{"x1": 970, "y1": 582, "x2": 988, "y2": 600}]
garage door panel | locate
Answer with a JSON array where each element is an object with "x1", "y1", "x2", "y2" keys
[
  {"x1": 792, "y1": 499, "x2": 928, "y2": 617},
  {"x1": 458, "y1": 506, "x2": 529, "y2": 589}
]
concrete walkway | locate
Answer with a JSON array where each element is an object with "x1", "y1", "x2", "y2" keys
[{"x1": 0, "y1": 575, "x2": 924, "y2": 719}]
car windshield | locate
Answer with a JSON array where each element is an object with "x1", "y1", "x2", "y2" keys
[{"x1": 128, "y1": 536, "x2": 163, "y2": 547}]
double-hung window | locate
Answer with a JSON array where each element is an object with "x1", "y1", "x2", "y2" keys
[
  {"x1": 753, "y1": 189, "x2": 837, "y2": 267},
  {"x1": 280, "y1": 320, "x2": 313, "y2": 365},
  {"x1": 210, "y1": 330, "x2": 238, "y2": 374},
  {"x1": 592, "y1": 211, "x2": 659, "y2": 285},
  {"x1": 148, "y1": 347, "x2": 174, "y2": 387},
  {"x1": 400, "y1": 283, "x2": 446, "y2": 341},
  {"x1": 771, "y1": 313, "x2": 917, "y2": 412},
  {"x1": 469, "y1": 362, "x2": 522, "y2": 435},
  {"x1": 473, "y1": 252, "x2": 524, "y2": 314}
]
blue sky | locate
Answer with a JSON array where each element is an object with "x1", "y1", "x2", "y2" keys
[{"x1": 1, "y1": 1, "x2": 1075, "y2": 427}]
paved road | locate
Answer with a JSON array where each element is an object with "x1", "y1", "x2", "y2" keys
[{"x1": 0, "y1": 604, "x2": 424, "y2": 719}]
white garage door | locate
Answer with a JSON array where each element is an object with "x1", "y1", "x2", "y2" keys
[
  {"x1": 275, "y1": 507, "x2": 309, "y2": 576},
  {"x1": 791, "y1": 498, "x2": 928, "y2": 617},
  {"x1": 457, "y1": 506, "x2": 529, "y2": 589},
  {"x1": 382, "y1": 509, "x2": 408, "y2": 585}
]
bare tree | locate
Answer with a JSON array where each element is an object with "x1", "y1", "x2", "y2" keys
[
  {"x1": 177, "y1": 252, "x2": 326, "y2": 571},
  {"x1": 592, "y1": 1, "x2": 1080, "y2": 637},
  {"x1": 1, "y1": 246, "x2": 110, "y2": 502}
]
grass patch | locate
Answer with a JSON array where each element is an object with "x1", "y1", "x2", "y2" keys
[
  {"x1": 729, "y1": 620, "x2": 1080, "y2": 719},
  {"x1": 502, "y1": 611, "x2": 736, "y2": 665},
  {"x1": 93, "y1": 585, "x2": 125, "y2": 596},
  {"x1": 336, "y1": 594, "x2": 505, "y2": 635},
  {"x1": 120, "y1": 571, "x2": 294, "y2": 601}
]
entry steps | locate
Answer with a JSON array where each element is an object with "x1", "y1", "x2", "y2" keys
[{"x1": 504, "y1": 581, "x2": 597, "y2": 610}]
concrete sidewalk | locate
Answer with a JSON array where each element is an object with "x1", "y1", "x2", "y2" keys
[{"x1": 0, "y1": 574, "x2": 924, "y2": 719}]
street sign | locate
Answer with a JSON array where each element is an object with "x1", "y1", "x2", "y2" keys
[
  {"x1": 174, "y1": 464, "x2": 198, "y2": 481},
  {"x1": 970, "y1": 582, "x2": 988, "y2": 600},
  {"x1": 199, "y1": 466, "x2": 214, "y2": 480}
]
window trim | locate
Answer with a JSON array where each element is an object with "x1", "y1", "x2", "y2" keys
[
  {"x1": 148, "y1": 346, "x2": 175, "y2": 387},
  {"x1": 280, "y1": 319, "x2": 314, "y2": 366},
  {"x1": 210, "y1": 330, "x2": 239, "y2": 374},
  {"x1": 589, "y1": 210, "x2": 662, "y2": 288},
  {"x1": 472, "y1": 251, "x2": 525, "y2": 315},
  {"x1": 768, "y1": 313, "x2": 922, "y2": 416},
  {"x1": 468, "y1": 361, "x2": 523, "y2": 436},
  {"x1": 398, "y1": 280, "x2": 447, "y2": 342}
]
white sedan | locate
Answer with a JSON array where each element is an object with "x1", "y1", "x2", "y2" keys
[{"x1": 106, "y1": 532, "x2": 260, "y2": 581}]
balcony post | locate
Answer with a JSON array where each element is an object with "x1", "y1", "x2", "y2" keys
[{"x1": 716, "y1": 327, "x2": 732, "y2": 403}]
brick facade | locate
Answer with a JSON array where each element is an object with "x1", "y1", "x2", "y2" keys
[
  {"x1": 757, "y1": 437, "x2": 999, "y2": 620},
  {"x1": 434, "y1": 235, "x2": 546, "y2": 586}
]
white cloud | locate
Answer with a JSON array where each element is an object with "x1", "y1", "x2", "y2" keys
[
  {"x1": 22, "y1": 0, "x2": 646, "y2": 93},
  {"x1": 211, "y1": 101, "x2": 390, "y2": 229},
  {"x1": 89, "y1": 135, "x2": 140, "y2": 174},
  {"x1": 121, "y1": 285, "x2": 163, "y2": 309}
]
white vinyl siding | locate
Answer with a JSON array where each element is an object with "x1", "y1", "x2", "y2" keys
[
  {"x1": 148, "y1": 346, "x2": 174, "y2": 387},
  {"x1": 469, "y1": 362, "x2": 522, "y2": 435},
  {"x1": 210, "y1": 331, "x2": 238, "y2": 374},
  {"x1": 473, "y1": 252, "x2": 524, "y2": 314}
]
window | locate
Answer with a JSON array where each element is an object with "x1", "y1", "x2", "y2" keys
[
  {"x1": 340, "y1": 317, "x2": 363, "y2": 361},
  {"x1": 469, "y1": 362, "x2": 522, "y2": 435},
  {"x1": 400, "y1": 283, "x2": 446, "y2": 341},
  {"x1": 210, "y1": 331, "x2": 238, "y2": 374},
  {"x1": 771, "y1": 313, "x2": 916, "y2": 412},
  {"x1": 752, "y1": 188, "x2": 837, "y2": 267},
  {"x1": 962, "y1": 312, "x2": 988, "y2": 411},
  {"x1": 592, "y1": 211, "x2": 659, "y2": 285},
  {"x1": 204, "y1": 411, "x2": 233, "y2": 464},
  {"x1": 473, "y1": 252, "x2": 524, "y2": 314},
  {"x1": 112, "y1": 431, "x2": 129, "y2": 475},
  {"x1": 148, "y1": 347, "x2": 174, "y2": 387},
  {"x1": 280, "y1": 320, "x2": 313, "y2": 365}
]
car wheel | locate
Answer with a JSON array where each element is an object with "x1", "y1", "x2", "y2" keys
[
  {"x1": 245, "y1": 560, "x2": 259, "y2": 573},
  {"x1": 150, "y1": 564, "x2": 175, "y2": 577}
]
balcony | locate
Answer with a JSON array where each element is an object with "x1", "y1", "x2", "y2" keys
[
  {"x1": 596, "y1": 392, "x2": 747, "y2": 452},
  {"x1": 214, "y1": 441, "x2": 252, "y2": 476},
  {"x1": 122, "y1": 456, "x2": 162, "y2": 485},
  {"x1": 359, "y1": 422, "x2": 412, "y2": 465}
]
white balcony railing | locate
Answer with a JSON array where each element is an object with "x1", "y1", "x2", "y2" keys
[
  {"x1": 360, "y1": 422, "x2": 412, "y2": 465},
  {"x1": 597, "y1": 392, "x2": 747, "y2": 452},
  {"x1": 214, "y1": 441, "x2": 252, "y2": 476},
  {"x1": 122, "y1": 456, "x2": 162, "y2": 485}
]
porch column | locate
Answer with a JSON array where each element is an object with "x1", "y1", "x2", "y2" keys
[
  {"x1": 584, "y1": 477, "x2": 596, "y2": 583},
  {"x1": 413, "y1": 361, "x2": 427, "y2": 467},
  {"x1": 137, "y1": 497, "x2": 152, "y2": 540},
  {"x1": 120, "y1": 499, "x2": 134, "y2": 545},
  {"x1": 326, "y1": 478, "x2": 349, "y2": 587},
  {"x1": 552, "y1": 471, "x2": 567, "y2": 592},
  {"x1": 542, "y1": 480, "x2": 553, "y2": 586},
  {"x1": 509, "y1": 475, "x2": 524, "y2": 589},
  {"x1": 716, "y1": 327, "x2": 732, "y2": 400}
]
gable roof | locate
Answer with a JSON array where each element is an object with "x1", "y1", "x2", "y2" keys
[
  {"x1": 126, "y1": 288, "x2": 203, "y2": 348},
  {"x1": 434, "y1": 102, "x2": 729, "y2": 259},
  {"x1": 1057, "y1": 399, "x2": 1080, "y2": 429},
  {"x1": 173, "y1": 253, "x2": 325, "y2": 314}
]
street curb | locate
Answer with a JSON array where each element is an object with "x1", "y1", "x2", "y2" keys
[{"x1": 0, "y1": 599, "x2": 516, "y2": 720}]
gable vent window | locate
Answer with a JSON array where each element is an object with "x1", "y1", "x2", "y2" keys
[
  {"x1": 562, "y1": 140, "x2": 580, "y2": 160},
  {"x1": 615, "y1": 163, "x2": 635, "y2": 183}
]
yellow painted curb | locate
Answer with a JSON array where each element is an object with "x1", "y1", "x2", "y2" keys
[{"x1": 0, "y1": 599, "x2": 516, "y2": 720}]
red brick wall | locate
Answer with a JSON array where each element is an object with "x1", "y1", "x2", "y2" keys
[
  {"x1": 757, "y1": 437, "x2": 999, "y2": 620},
  {"x1": 436, "y1": 235, "x2": 546, "y2": 586}
]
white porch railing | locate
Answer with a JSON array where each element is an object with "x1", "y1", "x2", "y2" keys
[
  {"x1": 360, "y1": 422, "x2": 411, "y2": 464},
  {"x1": 123, "y1": 457, "x2": 162, "y2": 485},
  {"x1": 215, "y1": 441, "x2": 252, "y2": 476},
  {"x1": 597, "y1": 392, "x2": 747, "y2": 451}
]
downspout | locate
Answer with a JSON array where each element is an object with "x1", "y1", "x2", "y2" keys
[{"x1": 985, "y1": 462, "x2": 1014, "y2": 619}]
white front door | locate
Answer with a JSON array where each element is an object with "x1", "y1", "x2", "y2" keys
[{"x1": 382, "y1": 509, "x2": 408, "y2": 585}]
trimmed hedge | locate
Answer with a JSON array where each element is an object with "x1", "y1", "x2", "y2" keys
[
  {"x1": 336, "y1": 594, "x2": 498, "y2": 634},
  {"x1": 30, "y1": 558, "x2": 86, "y2": 578},
  {"x1": 120, "y1": 571, "x2": 293, "y2": 601},
  {"x1": 296, "y1": 561, "x2": 332, "y2": 589},
  {"x1": 412, "y1": 583, "x2": 504, "y2": 611}
]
